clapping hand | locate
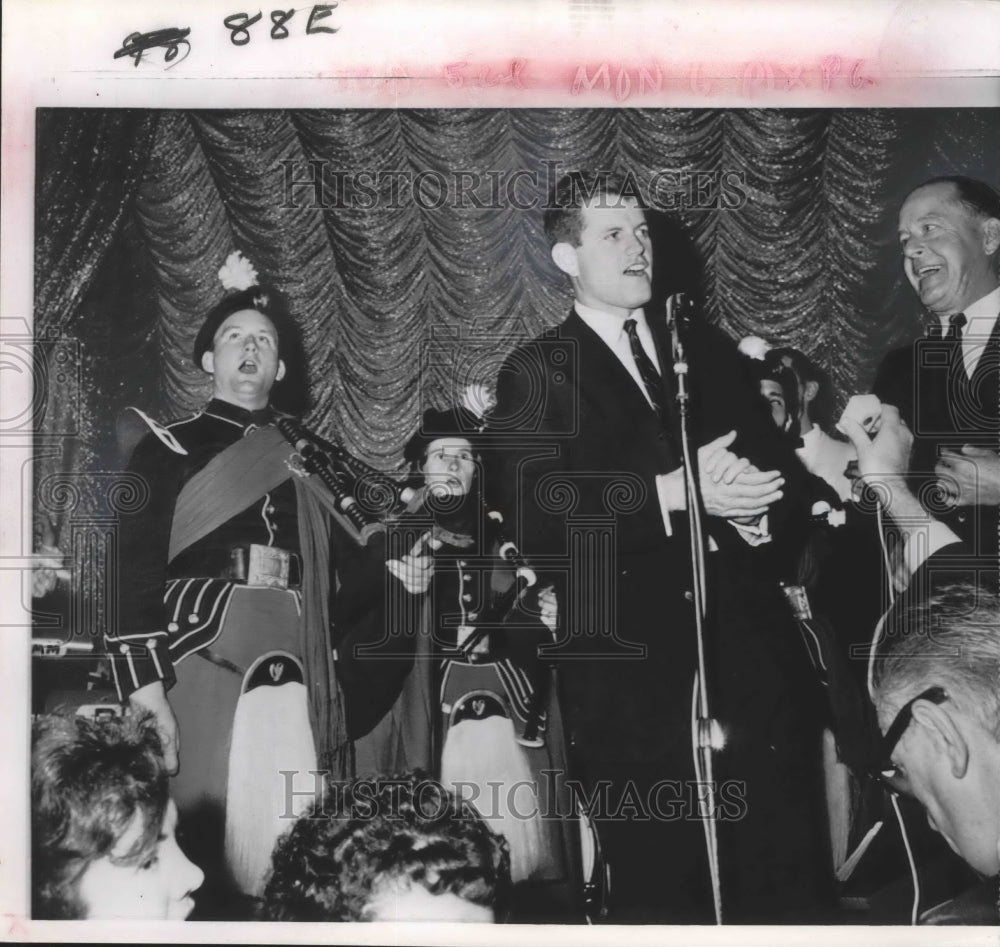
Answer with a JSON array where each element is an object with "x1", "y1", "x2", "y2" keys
[
  {"x1": 698, "y1": 430, "x2": 784, "y2": 520},
  {"x1": 656, "y1": 430, "x2": 784, "y2": 521}
]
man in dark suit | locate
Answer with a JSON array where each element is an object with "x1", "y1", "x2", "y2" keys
[
  {"x1": 873, "y1": 176, "x2": 1000, "y2": 559},
  {"x1": 488, "y1": 171, "x2": 830, "y2": 922}
]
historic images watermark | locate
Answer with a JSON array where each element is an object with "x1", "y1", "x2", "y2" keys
[
  {"x1": 279, "y1": 770, "x2": 749, "y2": 823},
  {"x1": 280, "y1": 161, "x2": 750, "y2": 212}
]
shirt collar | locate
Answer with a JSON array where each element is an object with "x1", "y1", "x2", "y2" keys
[
  {"x1": 205, "y1": 397, "x2": 274, "y2": 430},
  {"x1": 963, "y1": 285, "x2": 1000, "y2": 338},
  {"x1": 574, "y1": 301, "x2": 649, "y2": 344},
  {"x1": 933, "y1": 285, "x2": 1000, "y2": 332},
  {"x1": 799, "y1": 426, "x2": 821, "y2": 449}
]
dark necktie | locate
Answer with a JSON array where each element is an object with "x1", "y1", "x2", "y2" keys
[
  {"x1": 944, "y1": 312, "x2": 967, "y2": 342},
  {"x1": 624, "y1": 318, "x2": 667, "y2": 419},
  {"x1": 930, "y1": 313, "x2": 966, "y2": 341}
]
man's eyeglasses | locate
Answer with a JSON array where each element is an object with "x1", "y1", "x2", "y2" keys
[{"x1": 871, "y1": 685, "x2": 949, "y2": 795}]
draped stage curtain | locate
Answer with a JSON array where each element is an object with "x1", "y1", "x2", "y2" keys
[{"x1": 33, "y1": 107, "x2": 1000, "y2": 538}]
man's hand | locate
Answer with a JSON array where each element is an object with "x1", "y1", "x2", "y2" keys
[
  {"x1": 129, "y1": 680, "x2": 180, "y2": 774},
  {"x1": 699, "y1": 429, "x2": 754, "y2": 485},
  {"x1": 700, "y1": 430, "x2": 784, "y2": 519},
  {"x1": 838, "y1": 393, "x2": 883, "y2": 437},
  {"x1": 838, "y1": 402, "x2": 929, "y2": 525},
  {"x1": 658, "y1": 430, "x2": 784, "y2": 520},
  {"x1": 935, "y1": 446, "x2": 1000, "y2": 508},
  {"x1": 701, "y1": 468, "x2": 785, "y2": 520},
  {"x1": 386, "y1": 532, "x2": 441, "y2": 594},
  {"x1": 837, "y1": 400, "x2": 912, "y2": 480},
  {"x1": 839, "y1": 399, "x2": 963, "y2": 575}
]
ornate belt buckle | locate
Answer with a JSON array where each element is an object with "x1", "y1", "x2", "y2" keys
[{"x1": 246, "y1": 544, "x2": 290, "y2": 589}]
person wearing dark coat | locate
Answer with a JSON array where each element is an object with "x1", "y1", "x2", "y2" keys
[
  {"x1": 108, "y1": 280, "x2": 423, "y2": 910},
  {"x1": 840, "y1": 397, "x2": 999, "y2": 924},
  {"x1": 872, "y1": 175, "x2": 1000, "y2": 560},
  {"x1": 487, "y1": 170, "x2": 832, "y2": 923}
]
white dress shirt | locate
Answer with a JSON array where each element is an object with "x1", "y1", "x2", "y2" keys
[
  {"x1": 574, "y1": 302, "x2": 663, "y2": 409},
  {"x1": 935, "y1": 285, "x2": 1000, "y2": 379}
]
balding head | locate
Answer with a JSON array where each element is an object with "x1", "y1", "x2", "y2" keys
[{"x1": 897, "y1": 177, "x2": 1000, "y2": 316}]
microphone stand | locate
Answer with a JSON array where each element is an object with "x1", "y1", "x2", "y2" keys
[{"x1": 663, "y1": 292, "x2": 724, "y2": 924}]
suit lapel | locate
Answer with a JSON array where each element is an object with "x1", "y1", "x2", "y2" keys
[
  {"x1": 559, "y1": 311, "x2": 659, "y2": 422},
  {"x1": 969, "y1": 313, "x2": 1000, "y2": 382},
  {"x1": 966, "y1": 314, "x2": 1000, "y2": 431}
]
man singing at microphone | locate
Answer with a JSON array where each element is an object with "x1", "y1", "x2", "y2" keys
[{"x1": 488, "y1": 171, "x2": 829, "y2": 922}]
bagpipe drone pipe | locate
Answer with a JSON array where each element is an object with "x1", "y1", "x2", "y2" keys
[
  {"x1": 276, "y1": 416, "x2": 421, "y2": 540},
  {"x1": 277, "y1": 418, "x2": 598, "y2": 918},
  {"x1": 429, "y1": 499, "x2": 597, "y2": 919}
]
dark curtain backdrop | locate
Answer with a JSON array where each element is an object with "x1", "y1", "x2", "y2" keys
[{"x1": 34, "y1": 107, "x2": 1000, "y2": 540}]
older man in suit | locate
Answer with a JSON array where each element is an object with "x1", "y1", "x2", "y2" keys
[
  {"x1": 840, "y1": 398, "x2": 998, "y2": 923},
  {"x1": 873, "y1": 175, "x2": 1000, "y2": 559},
  {"x1": 488, "y1": 171, "x2": 830, "y2": 922}
]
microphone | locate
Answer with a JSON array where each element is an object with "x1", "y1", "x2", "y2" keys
[
  {"x1": 665, "y1": 291, "x2": 693, "y2": 329},
  {"x1": 666, "y1": 293, "x2": 692, "y2": 410}
]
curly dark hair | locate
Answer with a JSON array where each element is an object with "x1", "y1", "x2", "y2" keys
[
  {"x1": 31, "y1": 713, "x2": 168, "y2": 919},
  {"x1": 262, "y1": 772, "x2": 511, "y2": 921}
]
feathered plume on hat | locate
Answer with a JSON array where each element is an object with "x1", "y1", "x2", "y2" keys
[
  {"x1": 461, "y1": 383, "x2": 495, "y2": 424},
  {"x1": 737, "y1": 335, "x2": 771, "y2": 361},
  {"x1": 217, "y1": 250, "x2": 260, "y2": 292},
  {"x1": 192, "y1": 251, "x2": 273, "y2": 366}
]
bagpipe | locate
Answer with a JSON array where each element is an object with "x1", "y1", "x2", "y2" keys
[
  {"x1": 276, "y1": 416, "x2": 420, "y2": 543},
  {"x1": 277, "y1": 412, "x2": 597, "y2": 917}
]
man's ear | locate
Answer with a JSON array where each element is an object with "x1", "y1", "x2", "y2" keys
[
  {"x1": 912, "y1": 700, "x2": 970, "y2": 779},
  {"x1": 276, "y1": 359, "x2": 286, "y2": 383},
  {"x1": 981, "y1": 217, "x2": 1000, "y2": 257},
  {"x1": 551, "y1": 242, "x2": 580, "y2": 278},
  {"x1": 803, "y1": 380, "x2": 819, "y2": 405},
  {"x1": 201, "y1": 351, "x2": 215, "y2": 375}
]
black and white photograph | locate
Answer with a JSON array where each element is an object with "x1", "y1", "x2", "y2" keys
[{"x1": 3, "y1": 2, "x2": 1000, "y2": 943}]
